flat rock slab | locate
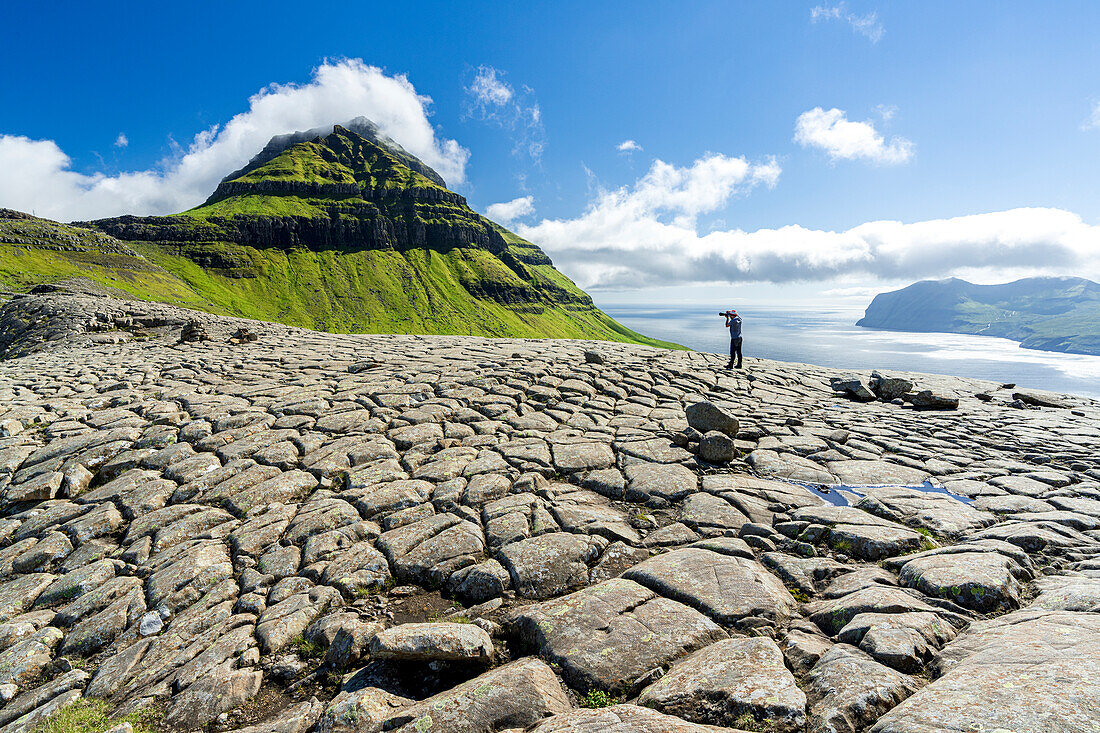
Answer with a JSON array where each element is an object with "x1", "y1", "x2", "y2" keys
[
  {"x1": 808, "y1": 586, "x2": 968, "y2": 636},
  {"x1": 625, "y1": 462, "x2": 698, "y2": 502},
  {"x1": 623, "y1": 547, "x2": 796, "y2": 626},
  {"x1": 898, "y1": 551, "x2": 1025, "y2": 613},
  {"x1": 497, "y1": 532, "x2": 604, "y2": 599},
  {"x1": 792, "y1": 505, "x2": 928, "y2": 560},
  {"x1": 966, "y1": 519, "x2": 1100, "y2": 554},
  {"x1": 782, "y1": 628, "x2": 834, "y2": 675},
  {"x1": 870, "y1": 609, "x2": 1100, "y2": 733},
  {"x1": 551, "y1": 442, "x2": 614, "y2": 473},
  {"x1": 680, "y1": 493, "x2": 750, "y2": 534},
  {"x1": 827, "y1": 460, "x2": 930, "y2": 487},
  {"x1": 762, "y1": 552, "x2": 851, "y2": 596},
  {"x1": 508, "y1": 578, "x2": 727, "y2": 694},
  {"x1": 837, "y1": 611, "x2": 957, "y2": 673},
  {"x1": 382, "y1": 657, "x2": 571, "y2": 733},
  {"x1": 527, "y1": 704, "x2": 755, "y2": 732},
  {"x1": 746, "y1": 450, "x2": 835, "y2": 485},
  {"x1": 702, "y1": 474, "x2": 824, "y2": 513},
  {"x1": 637, "y1": 636, "x2": 806, "y2": 731},
  {"x1": 855, "y1": 485, "x2": 995, "y2": 536},
  {"x1": 807, "y1": 644, "x2": 919, "y2": 733},
  {"x1": 616, "y1": 437, "x2": 694, "y2": 465},
  {"x1": 1031, "y1": 573, "x2": 1100, "y2": 612},
  {"x1": 369, "y1": 622, "x2": 493, "y2": 663}
]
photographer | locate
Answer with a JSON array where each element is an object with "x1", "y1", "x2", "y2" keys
[{"x1": 721, "y1": 309, "x2": 743, "y2": 369}]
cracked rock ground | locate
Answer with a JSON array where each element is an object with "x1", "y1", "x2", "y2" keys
[{"x1": 0, "y1": 291, "x2": 1099, "y2": 732}]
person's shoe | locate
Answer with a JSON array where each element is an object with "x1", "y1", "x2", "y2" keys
[
  {"x1": 735, "y1": 363, "x2": 743, "y2": 369},
  {"x1": 725, "y1": 362, "x2": 735, "y2": 369}
]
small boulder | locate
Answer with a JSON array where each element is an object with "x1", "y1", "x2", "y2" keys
[
  {"x1": 832, "y1": 376, "x2": 876, "y2": 402},
  {"x1": 870, "y1": 372, "x2": 914, "y2": 401},
  {"x1": 229, "y1": 327, "x2": 259, "y2": 344},
  {"x1": 179, "y1": 320, "x2": 209, "y2": 343},
  {"x1": 1012, "y1": 390, "x2": 1071, "y2": 408},
  {"x1": 685, "y1": 401, "x2": 739, "y2": 437},
  {"x1": 583, "y1": 350, "x2": 604, "y2": 364},
  {"x1": 447, "y1": 559, "x2": 511, "y2": 604},
  {"x1": 909, "y1": 390, "x2": 959, "y2": 410},
  {"x1": 698, "y1": 431, "x2": 736, "y2": 464},
  {"x1": 368, "y1": 622, "x2": 494, "y2": 663}
]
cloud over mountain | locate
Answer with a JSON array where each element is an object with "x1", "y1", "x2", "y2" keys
[
  {"x1": 486, "y1": 195, "x2": 535, "y2": 223},
  {"x1": 517, "y1": 155, "x2": 1100, "y2": 289},
  {"x1": 0, "y1": 59, "x2": 468, "y2": 221}
]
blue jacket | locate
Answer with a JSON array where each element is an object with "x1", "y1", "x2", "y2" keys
[{"x1": 728, "y1": 315, "x2": 742, "y2": 338}]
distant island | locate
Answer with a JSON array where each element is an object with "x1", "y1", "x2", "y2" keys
[{"x1": 857, "y1": 276, "x2": 1100, "y2": 356}]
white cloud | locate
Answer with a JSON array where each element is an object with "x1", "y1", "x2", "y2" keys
[
  {"x1": 515, "y1": 158, "x2": 1100, "y2": 289},
  {"x1": 795, "y1": 107, "x2": 913, "y2": 165},
  {"x1": 0, "y1": 59, "x2": 469, "y2": 221},
  {"x1": 486, "y1": 195, "x2": 535, "y2": 223},
  {"x1": 617, "y1": 139, "x2": 642, "y2": 152},
  {"x1": 1083, "y1": 100, "x2": 1100, "y2": 130},
  {"x1": 467, "y1": 66, "x2": 513, "y2": 107},
  {"x1": 114, "y1": 133, "x2": 128, "y2": 148},
  {"x1": 811, "y1": 3, "x2": 884, "y2": 43},
  {"x1": 821, "y1": 285, "x2": 886, "y2": 300},
  {"x1": 463, "y1": 67, "x2": 545, "y2": 162}
]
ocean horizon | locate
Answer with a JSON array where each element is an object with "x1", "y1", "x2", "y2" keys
[{"x1": 601, "y1": 303, "x2": 1100, "y2": 399}]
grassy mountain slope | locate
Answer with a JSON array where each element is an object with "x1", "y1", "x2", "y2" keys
[
  {"x1": 857, "y1": 277, "x2": 1100, "y2": 355},
  {"x1": 3, "y1": 125, "x2": 678, "y2": 348},
  {"x1": 0, "y1": 209, "x2": 211, "y2": 307}
]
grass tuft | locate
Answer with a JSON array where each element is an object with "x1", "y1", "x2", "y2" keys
[
  {"x1": 579, "y1": 690, "x2": 617, "y2": 709},
  {"x1": 288, "y1": 634, "x2": 324, "y2": 659},
  {"x1": 31, "y1": 698, "x2": 157, "y2": 733}
]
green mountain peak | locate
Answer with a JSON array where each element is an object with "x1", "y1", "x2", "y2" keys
[{"x1": 2, "y1": 123, "x2": 678, "y2": 349}]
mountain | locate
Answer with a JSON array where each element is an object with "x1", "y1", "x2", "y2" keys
[
  {"x1": 219, "y1": 116, "x2": 449, "y2": 188},
  {"x1": 1, "y1": 124, "x2": 676, "y2": 348},
  {"x1": 0, "y1": 208, "x2": 215, "y2": 309},
  {"x1": 856, "y1": 276, "x2": 1100, "y2": 355}
]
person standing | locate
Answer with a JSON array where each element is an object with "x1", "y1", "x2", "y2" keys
[{"x1": 723, "y1": 309, "x2": 743, "y2": 369}]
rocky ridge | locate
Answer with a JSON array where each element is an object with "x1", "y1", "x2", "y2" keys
[{"x1": 0, "y1": 291, "x2": 1098, "y2": 732}]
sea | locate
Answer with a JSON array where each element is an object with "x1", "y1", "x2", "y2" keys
[{"x1": 601, "y1": 304, "x2": 1100, "y2": 400}]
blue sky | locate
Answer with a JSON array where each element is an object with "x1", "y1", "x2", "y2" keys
[{"x1": 3, "y1": 1, "x2": 1100, "y2": 304}]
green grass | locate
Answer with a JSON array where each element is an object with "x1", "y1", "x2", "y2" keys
[
  {"x1": 579, "y1": 690, "x2": 617, "y2": 709},
  {"x1": 0, "y1": 215, "x2": 214, "y2": 309},
  {"x1": 234, "y1": 141, "x2": 357, "y2": 186},
  {"x1": 135, "y1": 240, "x2": 681, "y2": 345},
  {"x1": 732, "y1": 713, "x2": 779, "y2": 732},
  {"x1": 183, "y1": 195, "x2": 328, "y2": 219},
  {"x1": 288, "y1": 634, "x2": 324, "y2": 659},
  {"x1": 32, "y1": 699, "x2": 157, "y2": 733}
]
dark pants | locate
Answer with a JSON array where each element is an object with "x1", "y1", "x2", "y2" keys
[{"x1": 729, "y1": 337, "x2": 743, "y2": 367}]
